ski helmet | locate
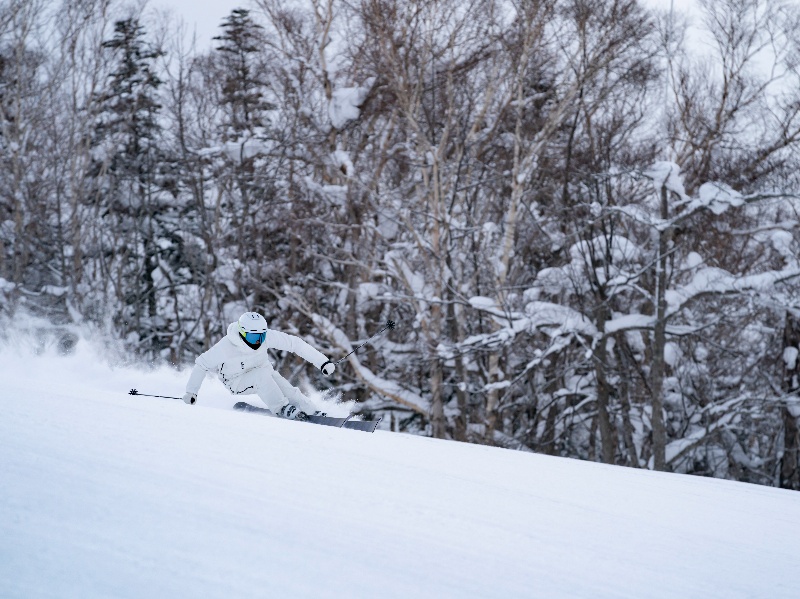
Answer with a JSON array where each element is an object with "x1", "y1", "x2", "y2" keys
[{"x1": 238, "y1": 312, "x2": 268, "y2": 348}]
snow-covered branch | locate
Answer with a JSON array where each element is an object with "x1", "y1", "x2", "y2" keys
[{"x1": 311, "y1": 314, "x2": 428, "y2": 415}]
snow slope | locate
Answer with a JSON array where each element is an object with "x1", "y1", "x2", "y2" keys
[{"x1": 1, "y1": 339, "x2": 799, "y2": 598}]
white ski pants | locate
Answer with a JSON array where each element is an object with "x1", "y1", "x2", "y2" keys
[{"x1": 227, "y1": 363, "x2": 317, "y2": 415}]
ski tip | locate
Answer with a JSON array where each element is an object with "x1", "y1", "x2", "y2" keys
[{"x1": 342, "y1": 416, "x2": 382, "y2": 432}]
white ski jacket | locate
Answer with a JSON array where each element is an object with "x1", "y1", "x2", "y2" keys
[{"x1": 185, "y1": 322, "x2": 329, "y2": 395}]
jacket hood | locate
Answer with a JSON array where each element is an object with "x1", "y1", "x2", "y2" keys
[{"x1": 226, "y1": 322, "x2": 252, "y2": 350}]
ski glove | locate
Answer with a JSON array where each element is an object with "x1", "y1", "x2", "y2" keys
[
  {"x1": 279, "y1": 403, "x2": 308, "y2": 421},
  {"x1": 321, "y1": 360, "x2": 336, "y2": 376},
  {"x1": 183, "y1": 392, "x2": 197, "y2": 405}
]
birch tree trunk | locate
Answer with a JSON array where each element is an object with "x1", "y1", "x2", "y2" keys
[{"x1": 649, "y1": 183, "x2": 670, "y2": 471}]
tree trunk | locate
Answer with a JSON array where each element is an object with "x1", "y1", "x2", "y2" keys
[
  {"x1": 430, "y1": 354, "x2": 446, "y2": 439},
  {"x1": 780, "y1": 312, "x2": 800, "y2": 490},
  {"x1": 781, "y1": 408, "x2": 800, "y2": 490},
  {"x1": 614, "y1": 334, "x2": 641, "y2": 467},
  {"x1": 595, "y1": 341, "x2": 616, "y2": 464},
  {"x1": 485, "y1": 352, "x2": 502, "y2": 442},
  {"x1": 594, "y1": 308, "x2": 615, "y2": 464},
  {"x1": 429, "y1": 284, "x2": 446, "y2": 439},
  {"x1": 447, "y1": 297, "x2": 468, "y2": 441},
  {"x1": 650, "y1": 183, "x2": 670, "y2": 471}
]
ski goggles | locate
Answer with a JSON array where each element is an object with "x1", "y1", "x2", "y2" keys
[{"x1": 241, "y1": 330, "x2": 266, "y2": 345}]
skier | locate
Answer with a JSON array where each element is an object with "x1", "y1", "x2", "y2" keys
[{"x1": 182, "y1": 312, "x2": 336, "y2": 420}]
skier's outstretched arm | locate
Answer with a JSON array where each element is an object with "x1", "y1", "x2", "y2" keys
[
  {"x1": 183, "y1": 366, "x2": 205, "y2": 403},
  {"x1": 183, "y1": 341, "x2": 227, "y2": 404},
  {"x1": 265, "y1": 330, "x2": 335, "y2": 375}
]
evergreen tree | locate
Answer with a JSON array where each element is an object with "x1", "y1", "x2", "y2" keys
[
  {"x1": 96, "y1": 18, "x2": 164, "y2": 180},
  {"x1": 214, "y1": 8, "x2": 272, "y2": 138},
  {"x1": 210, "y1": 9, "x2": 283, "y2": 312},
  {"x1": 90, "y1": 18, "x2": 179, "y2": 358}
]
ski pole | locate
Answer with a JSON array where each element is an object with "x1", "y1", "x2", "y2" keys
[
  {"x1": 334, "y1": 320, "x2": 395, "y2": 366},
  {"x1": 128, "y1": 389, "x2": 181, "y2": 400}
]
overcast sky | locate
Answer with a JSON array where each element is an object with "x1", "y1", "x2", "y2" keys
[
  {"x1": 156, "y1": 0, "x2": 704, "y2": 52},
  {"x1": 156, "y1": 0, "x2": 246, "y2": 50}
]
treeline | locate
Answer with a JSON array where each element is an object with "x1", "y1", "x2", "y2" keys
[{"x1": 3, "y1": 0, "x2": 800, "y2": 488}]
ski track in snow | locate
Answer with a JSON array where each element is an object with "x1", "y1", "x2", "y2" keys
[{"x1": 1, "y1": 341, "x2": 799, "y2": 598}]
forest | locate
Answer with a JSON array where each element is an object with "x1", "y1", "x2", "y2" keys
[{"x1": 2, "y1": 0, "x2": 800, "y2": 488}]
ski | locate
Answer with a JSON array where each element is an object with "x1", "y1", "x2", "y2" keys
[
  {"x1": 232, "y1": 401, "x2": 350, "y2": 427},
  {"x1": 343, "y1": 418, "x2": 382, "y2": 433},
  {"x1": 232, "y1": 401, "x2": 381, "y2": 432}
]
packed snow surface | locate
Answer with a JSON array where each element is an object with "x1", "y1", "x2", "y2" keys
[{"x1": 2, "y1": 339, "x2": 799, "y2": 598}]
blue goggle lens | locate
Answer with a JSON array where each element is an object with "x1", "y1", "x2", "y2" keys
[{"x1": 244, "y1": 331, "x2": 266, "y2": 344}]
